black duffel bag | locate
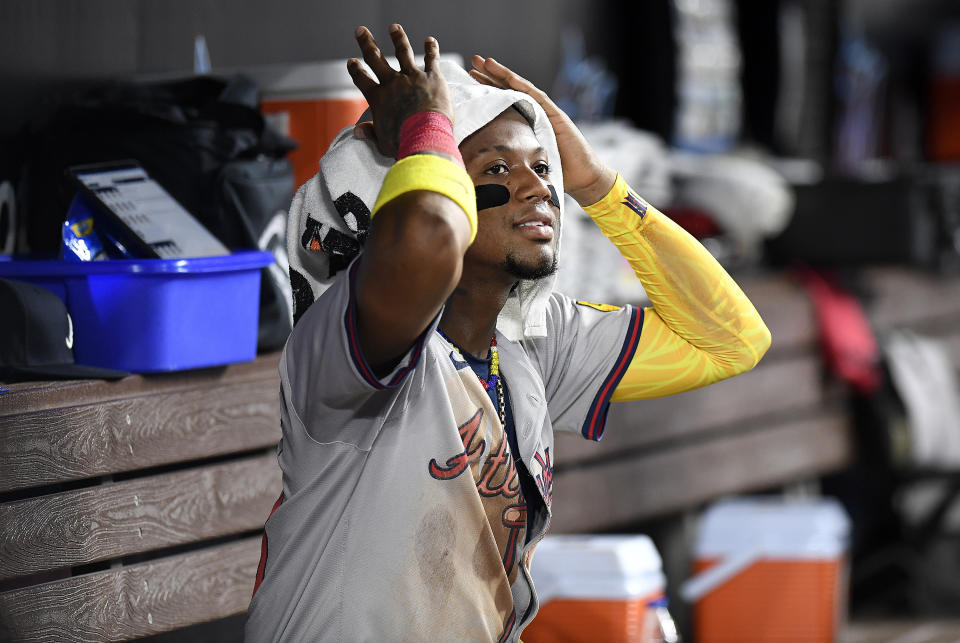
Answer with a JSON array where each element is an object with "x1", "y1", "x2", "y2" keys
[{"x1": 17, "y1": 74, "x2": 297, "y2": 352}]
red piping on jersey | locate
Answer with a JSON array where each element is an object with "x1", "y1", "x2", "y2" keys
[
  {"x1": 252, "y1": 493, "x2": 285, "y2": 597},
  {"x1": 497, "y1": 609, "x2": 517, "y2": 643},
  {"x1": 582, "y1": 307, "x2": 643, "y2": 441},
  {"x1": 345, "y1": 259, "x2": 430, "y2": 390},
  {"x1": 387, "y1": 328, "x2": 428, "y2": 386},
  {"x1": 502, "y1": 522, "x2": 520, "y2": 575},
  {"x1": 345, "y1": 263, "x2": 387, "y2": 389}
]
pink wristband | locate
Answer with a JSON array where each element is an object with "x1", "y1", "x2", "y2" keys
[{"x1": 396, "y1": 111, "x2": 463, "y2": 167}]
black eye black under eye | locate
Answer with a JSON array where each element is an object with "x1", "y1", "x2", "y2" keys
[
  {"x1": 475, "y1": 184, "x2": 510, "y2": 211},
  {"x1": 474, "y1": 184, "x2": 561, "y2": 210},
  {"x1": 547, "y1": 184, "x2": 560, "y2": 208}
]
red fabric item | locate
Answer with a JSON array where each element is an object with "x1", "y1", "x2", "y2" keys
[
  {"x1": 252, "y1": 493, "x2": 285, "y2": 598},
  {"x1": 663, "y1": 206, "x2": 723, "y2": 240},
  {"x1": 396, "y1": 111, "x2": 463, "y2": 166},
  {"x1": 794, "y1": 266, "x2": 882, "y2": 395}
]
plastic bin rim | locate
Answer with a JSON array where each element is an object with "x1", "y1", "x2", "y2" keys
[{"x1": 0, "y1": 249, "x2": 274, "y2": 275}]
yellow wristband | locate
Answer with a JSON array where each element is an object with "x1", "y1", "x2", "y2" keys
[{"x1": 371, "y1": 154, "x2": 478, "y2": 243}]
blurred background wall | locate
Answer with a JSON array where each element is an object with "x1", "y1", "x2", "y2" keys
[
  {"x1": 4, "y1": 0, "x2": 960, "y2": 169},
  {"x1": 5, "y1": 0, "x2": 960, "y2": 157},
  {"x1": 0, "y1": 0, "x2": 607, "y2": 141}
]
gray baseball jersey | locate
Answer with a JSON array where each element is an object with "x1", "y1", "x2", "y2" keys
[{"x1": 245, "y1": 258, "x2": 642, "y2": 642}]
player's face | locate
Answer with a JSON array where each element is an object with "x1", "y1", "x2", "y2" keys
[{"x1": 460, "y1": 109, "x2": 559, "y2": 281}]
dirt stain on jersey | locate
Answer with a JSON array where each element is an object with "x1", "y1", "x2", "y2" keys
[
  {"x1": 472, "y1": 528, "x2": 500, "y2": 582},
  {"x1": 416, "y1": 506, "x2": 457, "y2": 601}
]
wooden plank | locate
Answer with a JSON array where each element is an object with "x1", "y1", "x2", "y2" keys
[
  {"x1": 729, "y1": 269, "x2": 960, "y2": 355},
  {"x1": 864, "y1": 269, "x2": 960, "y2": 330},
  {"x1": 556, "y1": 353, "x2": 832, "y2": 464},
  {"x1": 0, "y1": 536, "x2": 260, "y2": 642},
  {"x1": 0, "y1": 453, "x2": 280, "y2": 581},
  {"x1": 0, "y1": 352, "x2": 280, "y2": 417},
  {"x1": 739, "y1": 272, "x2": 817, "y2": 354},
  {"x1": 549, "y1": 411, "x2": 853, "y2": 532},
  {"x1": 0, "y1": 379, "x2": 281, "y2": 493}
]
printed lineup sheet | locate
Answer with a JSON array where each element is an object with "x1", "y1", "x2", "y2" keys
[{"x1": 73, "y1": 164, "x2": 230, "y2": 259}]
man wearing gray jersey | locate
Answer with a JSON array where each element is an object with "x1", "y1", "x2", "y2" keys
[{"x1": 245, "y1": 23, "x2": 770, "y2": 642}]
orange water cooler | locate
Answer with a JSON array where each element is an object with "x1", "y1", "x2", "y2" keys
[
  {"x1": 684, "y1": 498, "x2": 850, "y2": 643},
  {"x1": 524, "y1": 534, "x2": 678, "y2": 643},
  {"x1": 247, "y1": 60, "x2": 369, "y2": 190},
  {"x1": 927, "y1": 25, "x2": 960, "y2": 161},
  {"x1": 250, "y1": 54, "x2": 464, "y2": 190}
]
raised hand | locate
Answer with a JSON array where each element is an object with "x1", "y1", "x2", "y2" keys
[
  {"x1": 347, "y1": 25, "x2": 453, "y2": 158},
  {"x1": 470, "y1": 55, "x2": 616, "y2": 207}
]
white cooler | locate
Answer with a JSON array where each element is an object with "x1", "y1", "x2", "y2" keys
[
  {"x1": 684, "y1": 497, "x2": 850, "y2": 642},
  {"x1": 525, "y1": 534, "x2": 677, "y2": 642}
]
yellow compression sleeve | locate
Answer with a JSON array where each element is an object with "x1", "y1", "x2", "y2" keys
[
  {"x1": 582, "y1": 174, "x2": 772, "y2": 401},
  {"x1": 371, "y1": 153, "x2": 478, "y2": 243}
]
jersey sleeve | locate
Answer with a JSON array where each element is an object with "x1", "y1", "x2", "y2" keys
[
  {"x1": 525, "y1": 293, "x2": 643, "y2": 441},
  {"x1": 582, "y1": 174, "x2": 771, "y2": 402},
  {"x1": 282, "y1": 257, "x2": 437, "y2": 443}
]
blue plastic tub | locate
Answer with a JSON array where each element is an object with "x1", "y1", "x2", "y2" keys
[{"x1": 0, "y1": 250, "x2": 274, "y2": 373}]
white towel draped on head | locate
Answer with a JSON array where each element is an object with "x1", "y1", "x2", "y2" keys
[{"x1": 286, "y1": 60, "x2": 564, "y2": 341}]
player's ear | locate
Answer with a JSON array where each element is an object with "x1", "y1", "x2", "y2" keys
[{"x1": 353, "y1": 122, "x2": 376, "y2": 141}]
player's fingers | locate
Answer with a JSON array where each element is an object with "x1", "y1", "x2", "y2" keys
[
  {"x1": 355, "y1": 26, "x2": 394, "y2": 81},
  {"x1": 479, "y1": 57, "x2": 517, "y2": 81},
  {"x1": 389, "y1": 24, "x2": 418, "y2": 73},
  {"x1": 346, "y1": 58, "x2": 377, "y2": 95},
  {"x1": 468, "y1": 69, "x2": 498, "y2": 88},
  {"x1": 423, "y1": 36, "x2": 440, "y2": 73},
  {"x1": 478, "y1": 56, "x2": 547, "y2": 100},
  {"x1": 471, "y1": 56, "x2": 507, "y2": 88}
]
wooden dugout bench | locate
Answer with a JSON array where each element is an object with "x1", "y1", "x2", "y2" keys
[
  {"x1": 1, "y1": 268, "x2": 958, "y2": 640},
  {"x1": 0, "y1": 356, "x2": 282, "y2": 641},
  {"x1": 550, "y1": 267, "x2": 960, "y2": 533}
]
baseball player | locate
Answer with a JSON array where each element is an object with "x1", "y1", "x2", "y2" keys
[{"x1": 245, "y1": 24, "x2": 771, "y2": 642}]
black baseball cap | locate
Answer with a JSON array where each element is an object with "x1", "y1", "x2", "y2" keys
[{"x1": 0, "y1": 278, "x2": 129, "y2": 381}]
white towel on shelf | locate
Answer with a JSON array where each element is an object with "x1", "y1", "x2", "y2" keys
[
  {"x1": 884, "y1": 329, "x2": 960, "y2": 469},
  {"x1": 286, "y1": 60, "x2": 564, "y2": 341}
]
